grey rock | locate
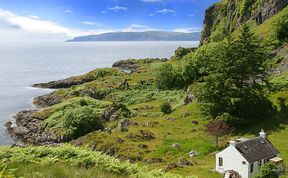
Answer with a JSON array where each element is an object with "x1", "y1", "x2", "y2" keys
[
  {"x1": 188, "y1": 150, "x2": 199, "y2": 158},
  {"x1": 117, "y1": 119, "x2": 131, "y2": 131},
  {"x1": 171, "y1": 143, "x2": 180, "y2": 148}
]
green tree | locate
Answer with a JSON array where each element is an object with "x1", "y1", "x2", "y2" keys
[
  {"x1": 63, "y1": 106, "x2": 103, "y2": 139},
  {"x1": 254, "y1": 163, "x2": 278, "y2": 178},
  {"x1": 155, "y1": 63, "x2": 185, "y2": 89},
  {"x1": 183, "y1": 42, "x2": 227, "y2": 86},
  {"x1": 200, "y1": 25, "x2": 271, "y2": 122},
  {"x1": 274, "y1": 13, "x2": 288, "y2": 43},
  {"x1": 173, "y1": 47, "x2": 194, "y2": 60}
]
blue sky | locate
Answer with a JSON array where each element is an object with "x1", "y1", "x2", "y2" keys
[{"x1": 0, "y1": 0, "x2": 220, "y2": 42}]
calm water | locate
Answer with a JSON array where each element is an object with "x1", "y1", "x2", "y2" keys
[{"x1": 0, "y1": 41, "x2": 199, "y2": 145}]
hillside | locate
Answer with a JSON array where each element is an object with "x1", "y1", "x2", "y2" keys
[
  {"x1": 201, "y1": 0, "x2": 288, "y2": 45},
  {"x1": 67, "y1": 31, "x2": 201, "y2": 42},
  {"x1": 1, "y1": 0, "x2": 288, "y2": 178}
]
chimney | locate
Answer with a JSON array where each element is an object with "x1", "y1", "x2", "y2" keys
[
  {"x1": 229, "y1": 140, "x2": 236, "y2": 147},
  {"x1": 259, "y1": 129, "x2": 266, "y2": 138}
]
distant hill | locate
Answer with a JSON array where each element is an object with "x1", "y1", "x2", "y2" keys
[{"x1": 67, "y1": 31, "x2": 201, "y2": 42}]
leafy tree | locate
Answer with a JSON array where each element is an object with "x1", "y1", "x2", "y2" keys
[
  {"x1": 183, "y1": 42, "x2": 227, "y2": 86},
  {"x1": 63, "y1": 106, "x2": 103, "y2": 139},
  {"x1": 155, "y1": 63, "x2": 185, "y2": 89},
  {"x1": 200, "y1": 24, "x2": 271, "y2": 122},
  {"x1": 173, "y1": 47, "x2": 194, "y2": 60},
  {"x1": 254, "y1": 163, "x2": 278, "y2": 178},
  {"x1": 206, "y1": 117, "x2": 234, "y2": 148},
  {"x1": 274, "y1": 13, "x2": 288, "y2": 43},
  {"x1": 156, "y1": 63, "x2": 175, "y2": 90},
  {"x1": 160, "y1": 101, "x2": 172, "y2": 114}
]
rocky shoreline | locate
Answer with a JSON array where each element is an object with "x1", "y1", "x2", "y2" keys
[
  {"x1": 5, "y1": 110, "x2": 67, "y2": 146},
  {"x1": 5, "y1": 57, "x2": 180, "y2": 146}
]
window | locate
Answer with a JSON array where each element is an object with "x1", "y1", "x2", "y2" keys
[
  {"x1": 219, "y1": 157, "x2": 223, "y2": 167},
  {"x1": 250, "y1": 163, "x2": 254, "y2": 173},
  {"x1": 258, "y1": 160, "x2": 262, "y2": 166}
]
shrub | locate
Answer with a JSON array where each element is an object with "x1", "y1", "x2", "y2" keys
[
  {"x1": 172, "y1": 47, "x2": 194, "y2": 60},
  {"x1": 254, "y1": 163, "x2": 278, "y2": 178},
  {"x1": 155, "y1": 63, "x2": 185, "y2": 90},
  {"x1": 240, "y1": 0, "x2": 253, "y2": 16},
  {"x1": 160, "y1": 101, "x2": 172, "y2": 114},
  {"x1": 274, "y1": 13, "x2": 288, "y2": 43},
  {"x1": 63, "y1": 106, "x2": 103, "y2": 138}
]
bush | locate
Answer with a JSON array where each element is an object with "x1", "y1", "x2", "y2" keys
[
  {"x1": 254, "y1": 163, "x2": 278, "y2": 178},
  {"x1": 240, "y1": 0, "x2": 253, "y2": 16},
  {"x1": 160, "y1": 101, "x2": 172, "y2": 114},
  {"x1": 63, "y1": 106, "x2": 103, "y2": 138},
  {"x1": 274, "y1": 13, "x2": 288, "y2": 43},
  {"x1": 155, "y1": 63, "x2": 185, "y2": 90},
  {"x1": 172, "y1": 47, "x2": 194, "y2": 60}
]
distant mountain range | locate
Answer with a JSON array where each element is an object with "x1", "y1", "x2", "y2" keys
[{"x1": 67, "y1": 31, "x2": 201, "y2": 42}]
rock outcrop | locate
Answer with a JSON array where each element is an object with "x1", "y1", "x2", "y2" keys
[
  {"x1": 271, "y1": 44, "x2": 288, "y2": 75},
  {"x1": 201, "y1": 0, "x2": 288, "y2": 45},
  {"x1": 33, "y1": 76, "x2": 91, "y2": 89},
  {"x1": 33, "y1": 92, "x2": 62, "y2": 108},
  {"x1": 5, "y1": 110, "x2": 67, "y2": 145}
]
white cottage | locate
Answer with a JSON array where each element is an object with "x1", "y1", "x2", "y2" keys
[{"x1": 216, "y1": 130, "x2": 283, "y2": 178}]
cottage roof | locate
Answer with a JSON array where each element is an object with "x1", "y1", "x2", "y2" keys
[{"x1": 235, "y1": 137, "x2": 279, "y2": 163}]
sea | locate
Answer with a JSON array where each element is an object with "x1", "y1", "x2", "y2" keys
[{"x1": 0, "y1": 41, "x2": 199, "y2": 145}]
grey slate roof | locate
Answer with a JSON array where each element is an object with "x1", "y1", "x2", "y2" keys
[{"x1": 235, "y1": 137, "x2": 280, "y2": 163}]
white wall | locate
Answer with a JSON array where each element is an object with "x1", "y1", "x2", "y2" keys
[
  {"x1": 248, "y1": 159, "x2": 264, "y2": 178},
  {"x1": 216, "y1": 146, "x2": 249, "y2": 178}
]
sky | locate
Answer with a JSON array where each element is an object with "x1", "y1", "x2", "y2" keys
[{"x1": 0, "y1": 0, "x2": 220, "y2": 42}]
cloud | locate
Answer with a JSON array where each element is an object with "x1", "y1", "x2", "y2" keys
[
  {"x1": 121, "y1": 24, "x2": 157, "y2": 32},
  {"x1": 0, "y1": 9, "x2": 83, "y2": 36},
  {"x1": 82, "y1": 21, "x2": 102, "y2": 26},
  {"x1": 65, "y1": 10, "x2": 72, "y2": 13},
  {"x1": 0, "y1": 8, "x2": 199, "y2": 42},
  {"x1": 108, "y1": 6, "x2": 128, "y2": 11},
  {"x1": 156, "y1": 8, "x2": 175, "y2": 14},
  {"x1": 28, "y1": 15, "x2": 41, "y2": 19},
  {"x1": 173, "y1": 27, "x2": 201, "y2": 33}
]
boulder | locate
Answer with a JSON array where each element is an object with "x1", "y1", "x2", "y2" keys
[
  {"x1": 188, "y1": 150, "x2": 199, "y2": 158},
  {"x1": 192, "y1": 120, "x2": 199, "y2": 125},
  {"x1": 117, "y1": 119, "x2": 131, "y2": 131},
  {"x1": 143, "y1": 121, "x2": 158, "y2": 127},
  {"x1": 171, "y1": 143, "x2": 180, "y2": 148}
]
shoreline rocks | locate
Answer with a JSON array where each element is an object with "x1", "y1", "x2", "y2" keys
[
  {"x1": 5, "y1": 110, "x2": 67, "y2": 146},
  {"x1": 32, "y1": 76, "x2": 89, "y2": 89},
  {"x1": 33, "y1": 92, "x2": 62, "y2": 108}
]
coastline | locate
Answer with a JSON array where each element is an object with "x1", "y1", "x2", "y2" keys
[{"x1": 5, "y1": 58, "x2": 167, "y2": 145}]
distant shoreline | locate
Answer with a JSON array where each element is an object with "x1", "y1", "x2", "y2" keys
[{"x1": 67, "y1": 31, "x2": 201, "y2": 42}]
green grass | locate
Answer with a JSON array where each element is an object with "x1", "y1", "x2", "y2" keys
[
  {"x1": 269, "y1": 71, "x2": 288, "y2": 91},
  {"x1": 9, "y1": 163, "x2": 125, "y2": 178},
  {"x1": 0, "y1": 144, "x2": 180, "y2": 178}
]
